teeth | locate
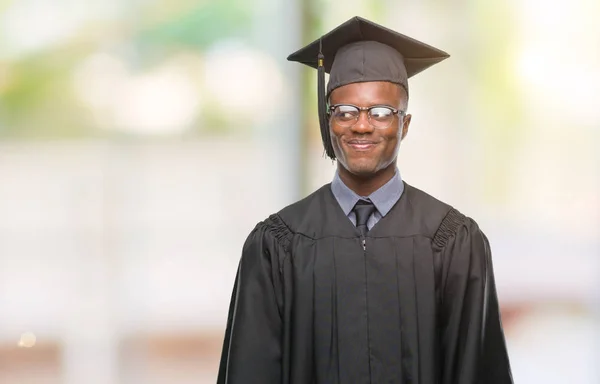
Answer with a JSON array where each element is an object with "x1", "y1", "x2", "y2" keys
[{"x1": 350, "y1": 143, "x2": 372, "y2": 149}]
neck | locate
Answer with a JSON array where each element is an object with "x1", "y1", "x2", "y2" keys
[{"x1": 337, "y1": 163, "x2": 396, "y2": 197}]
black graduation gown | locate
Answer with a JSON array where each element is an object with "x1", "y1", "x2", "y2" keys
[{"x1": 217, "y1": 182, "x2": 513, "y2": 384}]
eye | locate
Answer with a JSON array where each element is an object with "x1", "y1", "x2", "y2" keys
[
  {"x1": 369, "y1": 107, "x2": 394, "y2": 121},
  {"x1": 333, "y1": 106, "x2": 359, "y2": 121}
]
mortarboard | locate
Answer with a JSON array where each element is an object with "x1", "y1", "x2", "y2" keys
[{"x1": 287, "y1": 16, "x2": 450, "y2": 159}]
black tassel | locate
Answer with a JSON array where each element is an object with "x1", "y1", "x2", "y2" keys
[{"x1": 317, "y1": 51, "x2": 336, "y2": 160}]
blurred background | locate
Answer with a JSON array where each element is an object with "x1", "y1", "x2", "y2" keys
[{"x1": 0, "y1": 0, "x2": 598, "y2": 383}]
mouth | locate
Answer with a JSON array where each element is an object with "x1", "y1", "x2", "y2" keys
[{"x1": 345, "y1": 139, "x2": 378, "y2": 151}]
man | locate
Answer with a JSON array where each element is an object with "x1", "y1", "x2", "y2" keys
[{"x1": 217, "y1": 16, "x2": 513, "y2": 384}]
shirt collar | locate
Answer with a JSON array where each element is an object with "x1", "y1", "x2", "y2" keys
[{"x1": 331, "y1": 168, "x2": 404, "y2": 217}]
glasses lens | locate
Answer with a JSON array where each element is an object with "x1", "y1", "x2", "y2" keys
[
  {"x1": 332, "y1": 105, "x2": 359, "y2": 126},
  {"x1": 369, "y1": 107, "x2": 394, "y2": 128}
]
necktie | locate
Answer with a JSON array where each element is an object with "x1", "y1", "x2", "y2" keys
[{"x1": 353, "y1": 200, "x2": 376, "y2": 238}]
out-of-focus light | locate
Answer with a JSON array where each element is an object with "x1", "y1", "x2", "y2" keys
[
  {"x1": 73, "y1": 52, "x2": 202, "y2": 135},
  {"x1": 112, "y1": 65, "x2": 201, "y2": 135},
  {"x1": 0, "y1": 0, "x2": 125, "y2": 59},
  {"x1": 73, "y1": 52, "x2": 128, "y2": 112},
  {"x1": 515, "y1": 0, "x2": 600, "y2": 125},
  {"x1": 203, "y1": 40, "x2": 285, "y2": 126},
  {"x1": 516, "y1": 49, "x2": 600, "y2": 125},
  {"x1": 18, "y1": 332, "x2": 36, "y2": 348},
  {"x1": 1, "y1": 0, "x2": 83, "y2": 58}
]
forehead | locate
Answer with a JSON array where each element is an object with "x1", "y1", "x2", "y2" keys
[{"x1": 329, "y1": 81, "x2": 403, "y2": 105}]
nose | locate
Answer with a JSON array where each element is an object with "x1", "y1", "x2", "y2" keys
[{"x1": 350, "y1": 110, "x2": 374, "y2": 134}]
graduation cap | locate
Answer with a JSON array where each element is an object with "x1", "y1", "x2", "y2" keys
[{"x1": 287, "y1": 16, "x2": 450, "y2": 159}]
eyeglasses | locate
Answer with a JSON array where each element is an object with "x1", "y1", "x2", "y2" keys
[{"x1": 328, "y1": 104, "x2": 405, "y2": 129}]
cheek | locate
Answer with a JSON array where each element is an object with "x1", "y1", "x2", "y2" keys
[
  {"x1": 382, "y1": 128, "x2": 401, "y2": 146},
  {"x1": 329, "y1": 126, "x2": 348, "y2": 149},
  {"x1": 329, "y1": 126, "x2": 345, "y2": 157},
  {"x1": 329, "y1": 124, "x2": 344, "y2": 138}
]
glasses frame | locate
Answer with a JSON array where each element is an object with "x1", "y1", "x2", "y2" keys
[{"x1": 328, "y1": 104, "x2": 405, "y2": 129}]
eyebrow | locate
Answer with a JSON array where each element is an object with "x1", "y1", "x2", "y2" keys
[
  {"x1": 330, "y1": 101, "x2": 401, "y2": 108},
  {"x1": 328, "y1": 95, "x2": 402, "y2": 107}
]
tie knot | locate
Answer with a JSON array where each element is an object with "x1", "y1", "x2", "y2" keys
[{"x1": 353, "y1": 200, "x2": 376, "y2": 228}]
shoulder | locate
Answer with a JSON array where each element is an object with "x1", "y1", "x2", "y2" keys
[
  {"x1": 278, "y1": 184, "x2": 331, "y2": 217},
  {"x1": 403, "y1": 182, "x2": 452, "y2": 218},
  {"x1": 403, "y1": 182, "x2": 483, "y2": 246},
  {"x1": 402, "y1": 182, "x2": 457, "y2": 238},
  {"x1": 244, "y1": 185, "x2": 331, "y2": 248},
  {"x1": 245, "y1": 213, "x2": 294, "y2": 254},
  {"x1": 276, "y1": 184, "x2": 333, "y2": 236},
  {"x1": 238, "y1": 214, "x2": 293, "y2": 277}
]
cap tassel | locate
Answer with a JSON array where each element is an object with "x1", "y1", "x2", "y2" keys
[{"x1": 317, "y1": 52, "x2": 336, "y2": 160}]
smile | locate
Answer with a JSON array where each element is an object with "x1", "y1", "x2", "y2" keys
[{"x1": 346, "y1": 140, "x2": 377, "y2": 151}]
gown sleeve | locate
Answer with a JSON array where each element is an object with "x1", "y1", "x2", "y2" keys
[
  {"x1": 438, "y1": 213, "x2": 514, "y2": 384},
  {"x1": 216, "y1": 217, "x2": 287, "y2": 384}
]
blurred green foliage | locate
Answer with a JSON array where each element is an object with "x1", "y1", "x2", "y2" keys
[
  {"x1": 0, "y1": 47, "x2": 92, "y2": 138},
  {"x1": 0, "y1": 0, "x2": 252, "y2": 139},
  {"x1": 136, "y1": 0, "x2": 252, "y2": 51}
]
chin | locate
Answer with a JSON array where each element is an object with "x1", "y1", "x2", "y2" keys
[
  {"x1": 342, "y1": 158, "x2": 380, "y2": 176},
  {"x1": 341, "y1": 154, "x2": 397, "y2": 176}
]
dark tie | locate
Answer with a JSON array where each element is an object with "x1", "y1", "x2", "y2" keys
[{"x1": 353, "y1": 200, "x2": 376, "y2": 237}]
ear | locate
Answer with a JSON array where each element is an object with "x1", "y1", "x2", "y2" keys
[{"x1": 400, "y1": 114, "x2": 411, "y2": 141}]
